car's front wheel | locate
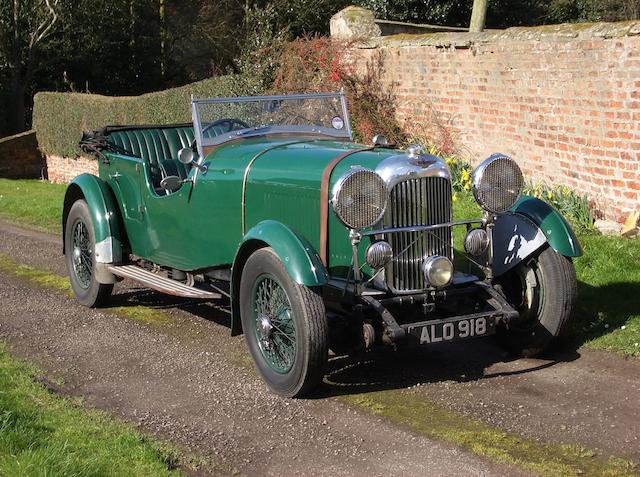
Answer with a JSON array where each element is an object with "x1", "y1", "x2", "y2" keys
[
  {"x1": 495, "y1": 246, "x2": 577, "y2": 357},
  {"x1": 240, "y1": 247, "x2": 328, "y2": 397},
  {"x1": 64, "y1": 200, "x2": 113, "y2": 307}
]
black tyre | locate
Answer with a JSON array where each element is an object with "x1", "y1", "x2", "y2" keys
[
  {"x1": 495, "y1": 245, "x2": 577, "y2": 357},
  {"x1": 64, "y1": 200, "x2": 113, "y2": 307},
  {"x1": 240, "y1": 247, "x2": 328, "y2": 397}
]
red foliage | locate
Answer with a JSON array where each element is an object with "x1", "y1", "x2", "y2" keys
[{"x1": 273, "y1": 37, "x2": 404, "y2": 144}]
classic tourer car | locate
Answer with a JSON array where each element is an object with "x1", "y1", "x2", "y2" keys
[{"x1": 64, "y1": 92, "x2": 582, "y2": 397}]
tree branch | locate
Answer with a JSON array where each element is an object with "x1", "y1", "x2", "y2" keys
[{"x1": 29, "y1": 0, "x2": 59, "y2": 49}]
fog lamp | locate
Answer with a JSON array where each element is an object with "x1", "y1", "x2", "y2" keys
[
  {"x1": 365, "y1": 241, "x2": 393, "y2": 269},
  {"x1": 464, "y1": 228, "x2": 489, "y2": 256},
  {"x1": 423, "y1": 255, "x2": 453, "y2": 288}
]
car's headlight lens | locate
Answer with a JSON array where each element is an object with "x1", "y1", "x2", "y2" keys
[
  {"x1": 331, "y1": 169, "x2": 387, "y2": 229},
  {"x1": 472, "y1": 154, "x2": 524, "y2": 214},
  {"x1": 423, "y1": 255, "x2": 454, "y2": 288}
]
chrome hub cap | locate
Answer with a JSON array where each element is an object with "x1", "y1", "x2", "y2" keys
[{"x1": 258, "y1": 314, "x2": 274, "y2": 347}]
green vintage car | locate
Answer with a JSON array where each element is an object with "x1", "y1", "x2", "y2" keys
[{"x1": 64, "y1": 92, "x2": 581, "y2": 397}]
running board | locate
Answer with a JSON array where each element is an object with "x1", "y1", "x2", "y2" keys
[{"x1": 107, "y1": 265, "x2": 221, "y2": 300}]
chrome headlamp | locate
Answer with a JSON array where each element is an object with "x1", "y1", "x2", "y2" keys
[
  {"x1": 365, "y1": 241, "x2": 393, "y2": 269},
  {"x1": 331, "y1": 168, "x2": 387, "y2": 229},
  {"x1": 423, "y1": 255, "x2": 453, "y2": 288},
  {"x1": 472, "y1": 154, "x2": 524, "y2": 214}
]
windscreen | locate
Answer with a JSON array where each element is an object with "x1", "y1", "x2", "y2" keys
[{"x1": 191, "y1": 93, "x2": 352, "y2": 153}]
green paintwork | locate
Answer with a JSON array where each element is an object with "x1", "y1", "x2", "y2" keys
[
  {"x1": 239, "y1": 220, "x2": 328, "y2": 285},
  {"x1": 511, "y1": 195, "x2": 583, "y2": 257},
  {"x1": 99, "y1": 136, "x2": 394, "y2": 276},
  {"x1": 62, "y1": 173, "x2": 123, "y2": 262},
  {"x1": 243, "y1": 139, "x2": 395, "y2": 278}
]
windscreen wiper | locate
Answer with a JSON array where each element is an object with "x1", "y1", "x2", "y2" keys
[{"x1": 235, "y1": 126, "x2": 271, "y2": 136}]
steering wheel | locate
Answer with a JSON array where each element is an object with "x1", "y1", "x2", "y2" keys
[{"x1": 201, "y1": 118, "x2": 250, "y2": 136}]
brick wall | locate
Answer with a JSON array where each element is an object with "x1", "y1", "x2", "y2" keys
[
  {"x1": 349, "y1": 21, "x2": 640, "y2": 222},
  {"x1": 46, "y1": 155, "x2": 98, "y2": 184},
  {"x1": 0, "y1": 130, "x2": 45, "y2": 179}
]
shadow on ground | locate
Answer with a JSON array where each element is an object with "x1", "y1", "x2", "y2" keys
[
  {"x1": 102, "y1": 276, "x2": 640, "y2": 398},
  {"x1": 105, "y1": 284, "x2": 585, "y2": 398},
  {"x1": 315, "y1": 340, "x2": 581, "y2": 398},
  {"x1": 572, "y1": 280, "x2": 640, "y2": 346}
]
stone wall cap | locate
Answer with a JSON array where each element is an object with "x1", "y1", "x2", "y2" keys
[{"x1": 356, "y1": 19, "x2": 640, "y2": 48}]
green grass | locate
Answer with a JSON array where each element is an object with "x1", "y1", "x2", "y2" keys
[
  {"x1": 574, "y1": 234, "x2": 640, "y2": 356},
  {"x1": 0, "y1": 178, "x2": 65, "y2": 233},
  {"x1": 0, "y1": 344, "x2": 184, "y2": 476},
  {"x1": 340, "y1": 390, "x2": 637, "y2": 477}
]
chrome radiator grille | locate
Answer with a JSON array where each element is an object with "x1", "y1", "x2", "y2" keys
[{"x1": 384, "y1": 177, "x2": 453, "y2": 292}]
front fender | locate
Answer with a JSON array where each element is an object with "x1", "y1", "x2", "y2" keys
[
  {"x1": 229, "y1": 220, "x2": 328, "y2": 335},
  {"x1": 510, "y1": 196, "x2": 583, "y2": 257},
  {"x1": 62, "y1": 173, "x2": 123, "y2": 266}
]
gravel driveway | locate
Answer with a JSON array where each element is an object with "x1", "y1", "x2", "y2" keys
[{"x1": 0, "y1": 220, "x2": 638, "y2": 475}]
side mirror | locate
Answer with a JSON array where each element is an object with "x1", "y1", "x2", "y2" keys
[
  {"x1": 160, "y1": 175, "x2": 183, "y2": 192},
  {"x1": 178, "y1": 147, "x2": 195, "y2": 165},
  {"x1": 177, "y1": 147, "x2": 208, "y2": 175}
]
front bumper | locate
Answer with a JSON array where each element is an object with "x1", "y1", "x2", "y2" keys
[{"x1": 358, "y1": 280, "x2": 519, "y2": 346}]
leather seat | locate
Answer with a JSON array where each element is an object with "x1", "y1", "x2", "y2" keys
[{"x1": 107, "y1": 125, "x2": 228, "y2": 189}]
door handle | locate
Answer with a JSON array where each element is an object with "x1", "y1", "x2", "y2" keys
[{"x1": 109, "y1": 172, "x2": 122, "y2": 181}]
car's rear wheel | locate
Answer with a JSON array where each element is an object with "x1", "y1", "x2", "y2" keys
[
  {"x1": 494, "y1": 245, "x2": 577, "y2": 357},
  {"x1": 240, "y1": 247, "x2": 328, "y2": 397},
  {"x1": 64, "y1": 200, "x2": 113, "y2": 307}
]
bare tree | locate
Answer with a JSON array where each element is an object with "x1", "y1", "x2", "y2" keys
[
  {"x1": 1, "y1": 0, "x2": 60, "y2": 133},
  {"x1": 469, "y1": 0, "x2": 488, "y2": 32}
]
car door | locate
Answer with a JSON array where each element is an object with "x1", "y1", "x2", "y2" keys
[{"x1": 101, "y1": 153, "x2": 153, "y2": 258}]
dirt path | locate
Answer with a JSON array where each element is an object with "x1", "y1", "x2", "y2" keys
[
  {"x1": 0, "y1": 221, "x2": 525, "y2": 477},
  {"x1": 0, "y1": 220, "x2": 638, "y2": 475}
]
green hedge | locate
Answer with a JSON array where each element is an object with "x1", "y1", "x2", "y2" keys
[{"x1": 33, "y1": 74, "x2": 249, "y2": 158}]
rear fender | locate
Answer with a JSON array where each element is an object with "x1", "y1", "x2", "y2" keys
[
  {"x1": 229, "y1": 220, "x2": 328, "y2": 335},
  {"x1": 62, "y1": 174, "x2": 123, "y2": 283}
]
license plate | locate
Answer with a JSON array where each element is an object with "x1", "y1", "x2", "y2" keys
[{"x1": 408, "y1": 316, "x2": 496, "y2": 344}]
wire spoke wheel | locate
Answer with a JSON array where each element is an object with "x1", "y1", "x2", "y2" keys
[
  {"x1": 64, "y1": 200, "x2": 113, "y2": 308},
  {"x1": 252, "y1": 274, "x2": 297, "y2": 374},
  {"x1": 240, "y1": 248, "x2": 328, "y2": 397},
  {"x1": 71, "y1": 218, "x2": 93, "y2": 289}
]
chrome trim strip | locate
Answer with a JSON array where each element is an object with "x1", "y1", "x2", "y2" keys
[
  {"x1": 193, "y1": 92, "x2": 345, "y2": 103},
  {"x1": 339, "y1": 90, "x2": 353, "y2": 140},
  {"x1": 363, "y1": 219, "x2": 482, "y2": 236}
]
